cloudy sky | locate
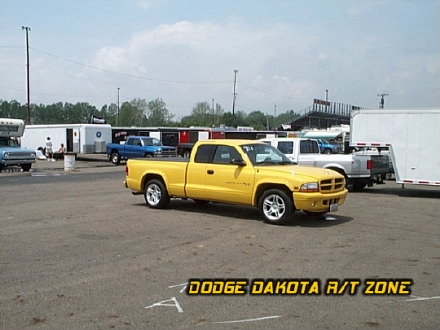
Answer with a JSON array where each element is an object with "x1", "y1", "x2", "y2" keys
[{"x1": 1, "y1": 0, "x2": 439, "y2": 119}]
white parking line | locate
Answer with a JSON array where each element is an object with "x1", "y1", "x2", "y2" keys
[
  {"x1": 404, "y1": 295, "x2": 440, "y2": 302},
  {"x1": 211, "y1": 315, "x2": 282, "y2": 324}
]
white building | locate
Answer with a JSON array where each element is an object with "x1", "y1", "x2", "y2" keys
[{"x1": 21, "y1": 124, "x2": 112, "y2": 154}]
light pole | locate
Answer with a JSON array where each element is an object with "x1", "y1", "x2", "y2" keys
[
  {"x1": 232, "y1": 69, "x2": 238, "y2": 127},
  {"x1": 378, "y1": 92, "x2": 389, "y2": 109},
  {"x1": 117, "y1": 87, "x2": 120, "y2": 125}
]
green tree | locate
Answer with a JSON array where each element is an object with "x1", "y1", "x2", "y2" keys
[
  {"x1": 220, "y1": 110, "x2": 247, "y2": 127},
  {"x1": 101, "y1": 103, "x2": 118, "y2": 126},
  {"x1": 145, "y1": 98, "x2": 174, "y2": 126},
  {"x1": 0, "y1": 100, "x2": 27, "y2": 120},
  {"x1": 274, "y1": 110, "x2": 300, "y2": 129},
  {"x1": 119, "y1": 99, "x2": 145, "y2": 126},
  {"x1": 247, "y1": 111, "x2": 268, "y2": 130}
]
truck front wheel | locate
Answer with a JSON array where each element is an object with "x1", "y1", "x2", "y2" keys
[
  {"x1": 258, "y1": 189, "x2": 294, "y2": 225},
  {"x1": 21, "y1": 164, "x2": 32, "y2": 172},
  {"x1": 144, "y1": 179, "x2": 170, "y2": 209}
]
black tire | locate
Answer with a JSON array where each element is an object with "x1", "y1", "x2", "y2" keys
[
  {"x1": 110, "y1": 152, "x2": 120, "y2": 165},
  {"x1": 324, "y1": 149, "x2": 332, "y2": 154},
  {"x1": 145, "y1": 153, "x2": 154, "y2": 158},
  {"x1": 21, "y1": 164, "x2": 32, "y2": 172},
  {"x1": 144, "y1": 179, "x2": 170, "y2": 209},
  {"x1": 258, "y1": 189, "x2": 294, "y2": 225}
]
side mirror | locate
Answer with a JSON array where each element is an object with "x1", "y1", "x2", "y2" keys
[{"x1": 230, "y1": 158, "x2": 246, "y2": 166}]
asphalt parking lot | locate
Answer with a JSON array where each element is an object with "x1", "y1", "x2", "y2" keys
[{"x1": 1, "y1": 161, "x2": 439, "y2": 329}]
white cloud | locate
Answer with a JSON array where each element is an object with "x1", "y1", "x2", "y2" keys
[
  {"x1": 2, "y1": 14, "x2": 438, "y2": 116},
  {"x1": 89, "y1": 21, "x2": 321, "y2": 114}
]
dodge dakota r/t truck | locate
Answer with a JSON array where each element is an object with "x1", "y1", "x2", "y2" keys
[{"x1": 125, "y1": 140, "x2": 348, "y2": 225}]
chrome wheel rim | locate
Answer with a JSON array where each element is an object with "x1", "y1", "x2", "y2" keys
[
  {"x1": 263, "y1": 194, "x2": 286, "y2": 221},
  {"x1": 146, "y1": 184, "x2": 161, "y2": 206}
]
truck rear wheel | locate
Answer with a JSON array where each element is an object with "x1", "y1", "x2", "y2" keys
[
  {"x1": 144, "y1": 179, "x2": 170, "y2": 209},
  {"x1": 258, "y1": 189, "x2": 294, "y2": 225},
  {"x1": 110, "y1": 152, "x2": 120, "y2": 165}
]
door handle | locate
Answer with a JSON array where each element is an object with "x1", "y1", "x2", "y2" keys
[{"x1": 207, "y1": 169, "x2": 214, "y2": 175}]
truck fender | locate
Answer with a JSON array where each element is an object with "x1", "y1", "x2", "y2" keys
[
  {"x1": 252, "y1": 180, "x2": 295, "y2": 207},
  {"x1": 322, "y1": 164, "x2": 347, "y2": 176},
  {"x1": 141, "y1": 171, "x2": 169, "y2": 195}
]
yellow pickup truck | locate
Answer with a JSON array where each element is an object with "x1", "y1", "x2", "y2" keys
[{"x1": 125, "y1": 139, "x2": 348, "y2": 225}]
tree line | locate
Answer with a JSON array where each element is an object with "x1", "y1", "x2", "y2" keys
[{"x1": 0, "y1": 98, "x2": 299, "y2": 130}]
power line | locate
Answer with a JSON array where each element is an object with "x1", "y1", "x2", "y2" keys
[{"x1": 29, "y1": 47, "x2": 230, "y2": 85}]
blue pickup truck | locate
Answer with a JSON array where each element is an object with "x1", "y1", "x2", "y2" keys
[
  {"x1": 315, "y1": 139, "x2": 340, "y2": 154},
  {"x1": 107, "y1": 136, "x2": 176, "y2": 165}
]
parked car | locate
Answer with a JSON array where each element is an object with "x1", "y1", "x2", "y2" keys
[
  {"x1": 176, "y1": 143, "x2": 194, "y2": 158},
  {"x1": 261, "y1": 137, "x2": 390, "y2": 191},
  {"x1": 107, "y1": 136, "x2": 176, "y2": 165},
  {"x1": 124, "y1": 139, "x2": 348, "y2": 225},
  {"x1": 316, "y1": 139, "x2": 339, "y2": 154}
]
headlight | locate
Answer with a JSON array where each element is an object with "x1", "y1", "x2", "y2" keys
[
  {"x1": 300, "y1": 182, "x2": 319, "y2": 192},
  {"x1": 31, "y1": 152, "x2": 36, "y2": 159},
  {"x1": 4, "y1": 152, "x2": 10, "y2": 159},
  {"x1": 154, "y1": 149, "x2": 162, "y2": 154}
]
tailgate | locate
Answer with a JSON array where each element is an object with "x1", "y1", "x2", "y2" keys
[{"x1": 370, "y1": 154, "x2": 392, "y2": 175}]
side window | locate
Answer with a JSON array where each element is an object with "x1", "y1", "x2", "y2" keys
[
  {"x1": 194, "y1": 145, "x2": 216, "y2": 163},
  {"x1": 277, "y1": 141, "x2": 294, "y2": 154},
  {"x1": 213, "y1": 146, "x2": 242, "y2": 164},
  {"x1": 127, "y1": 138, "x2": 140, "y2": 146},
  {"x1": 300, "y1": 140, "x2": 319, "y2": 153}
]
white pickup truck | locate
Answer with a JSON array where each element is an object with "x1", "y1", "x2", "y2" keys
[{"x1": 261, "y1": 137, "x2": 391, "y2": 191}]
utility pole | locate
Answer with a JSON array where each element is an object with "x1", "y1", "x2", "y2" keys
[
  {"x1": 325, "y1": 89, "x2": 329, "y2": 113},
  {"x1": 117, "y1": 87, "x2": 120, "y2": 125},
  {"x1": 378, "y1": 92, "x2": 389, "y2": 109},
  {"x1": 212, "y1": 98, "x2": 215, "y2": 126},
  {"x1": 22, "y1": 26, "x2": 31, "y2": 124},
  {"x1": 232, "y1": 69, "x2": 238, "y2": 127}
]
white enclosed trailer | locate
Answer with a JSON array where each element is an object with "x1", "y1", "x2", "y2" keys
[
  {"x1": 350, "y1": 109, "x2": 440, "y2": 186},
  {"x1": 21, "y1": 124, "x2": 112, "y2": 154}
]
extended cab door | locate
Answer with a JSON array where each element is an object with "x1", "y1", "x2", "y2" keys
[
  {"x1": 124, "y1": 137, "x2": 143, "y2": 159},
  {"x1": 205, "y1": 145, "x2": 255, "y2": 204},
  {"x1": 185, "y1": 144, "x2": 213, "y2": 199},
  {"x1": 296, "y1": 140, "x2": 321, "y2": 166},
  {"x1": 186, "y1": 144, "x2": 255, "y2": 204}
]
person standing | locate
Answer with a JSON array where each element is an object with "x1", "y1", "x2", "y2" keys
[{"x1": 45, "y1": 137, "x2": 53, "y2": 161}]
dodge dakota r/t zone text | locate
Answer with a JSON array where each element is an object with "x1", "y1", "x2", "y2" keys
[{"x1": 125, "y1": 140, "x2": 348, "y2": 225}]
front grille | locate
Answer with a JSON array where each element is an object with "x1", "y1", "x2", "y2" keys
[
  {"x1": 323, "y1": 198, "x2": 340, "y2": 205},
  {"x1": 7, "y1": 152, "x2": 35, "y2": 160},
  {"x1": 156, "y1": 149, "x2": 176, "y2": 157},
  {"x1": 320, "y1": 177, "x2": 345, "y2": 192}
]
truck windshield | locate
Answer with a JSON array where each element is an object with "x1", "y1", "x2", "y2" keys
[
  {"x1": 241, "y1": 144, "x2": 293, "y2": 166},
  {"x1": 141, "y1": 137, "x2": 163, "y2": 146},
  {"x1": 0, "y1": 137, "x2": 19, "y2": 147}
]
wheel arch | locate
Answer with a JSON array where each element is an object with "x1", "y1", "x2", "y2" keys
[
  {"x1": 141, "y1": 173, "x2": 168, "y2": 194},
  {"x1": 323, "y1": 164, "x2": 347, "y2": 176},
  {"x1": 253, "y1": 183, "x2": 293, "y2": 207}
]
